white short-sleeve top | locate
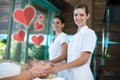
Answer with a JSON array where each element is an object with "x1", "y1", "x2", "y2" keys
[
  {"x1": 67, "y1": 26, "x2": 97, "y2": 80},
  {"x1": 49, "y1": 32, "x2": 68, "y2": 62}
]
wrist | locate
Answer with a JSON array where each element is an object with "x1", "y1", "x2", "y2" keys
[{"x1": 61, "y1": 64, "x2": 67, "y2": 70}]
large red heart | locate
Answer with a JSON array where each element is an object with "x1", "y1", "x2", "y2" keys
[
  {"x1": 31, "y1": 35, "x2": 44, "y2": 46},
  {"x1": 13, "y1": 30, "x2": 25, "y2": 42},
  {"x1": 34, "y1": 21, "x2": 44, "y2": 30},
  {"x1": 14, "y1": 6, "x2": 35, "y2": 27}
]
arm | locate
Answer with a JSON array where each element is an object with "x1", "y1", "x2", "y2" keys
[
  {"x1": 48, "y1": 51, "x2": 91, "y2": 73},
  {"x1": 62, "y1": 51, "x2": 90, "y2": 69},
  {"x1": 1, "y1": 70, "x2": 34, "y2": 80},
  {"x1": 50, "y1": 43, "x2": 68, "y2": 63}
]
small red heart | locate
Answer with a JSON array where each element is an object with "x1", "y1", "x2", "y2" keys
[
  {"x1": 34, "y1": 21, "x2": 44, "y2": 30},
  {"x1": 13, "y1": 30, "x2": 25, "y2": 42},
  {"x1": 31, "y1": 35, "x2": 44, "y2": 46},
  {"x1": 17, "y1": 25, "x2": 21, "y2": 29},
  {"x1": 14, "y1": 6, "x2": 35, "y2": 27},
  {"x1": 38, "y1": 15, "x2": 43, "y2": 20}
]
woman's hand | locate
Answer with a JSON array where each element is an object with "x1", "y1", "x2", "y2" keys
[{"x1": 45, "y1": 64, "x2": 63, "y2": 74}]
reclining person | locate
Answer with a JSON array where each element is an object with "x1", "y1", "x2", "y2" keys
[
  {"x1": 0, "y1": 59, "x2": 47, "y2": 80},
  {"x1": 0, "y1": 59, "x2": 65, "y2": 80}
]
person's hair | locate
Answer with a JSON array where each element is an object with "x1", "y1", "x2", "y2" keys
[
  {"x1": 74, "y1": 3, "x2": 89, "y2": 15},
  {"x1": 53, "y1": 15, "x2": 65, "y2": 24}
]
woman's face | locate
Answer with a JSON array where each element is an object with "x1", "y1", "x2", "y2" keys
[
  {"x1": 74, "y1": 8, "x2": 89, "y2": 27},
  {"x1": 52, "y1": 18, "x2": 64, "y2": 32}
]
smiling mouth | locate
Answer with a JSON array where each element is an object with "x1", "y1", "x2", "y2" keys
[{"x1": 76, "y1": 20, "x2": 81, "y2": 24}]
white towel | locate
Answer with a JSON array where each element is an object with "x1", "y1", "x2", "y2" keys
[
  {"x1": 0, "y1": 62, "x2": 21, "y2": 79},
  {"x1": 33, "y1": 77, "x2": 65, "y2": 80}
]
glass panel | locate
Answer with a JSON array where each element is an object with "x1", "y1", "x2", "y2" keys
[
  {"x1": 0, "y1": 0, "x2": 10, "y2": 59},
  {"x1": 0, "y1": 0, "x2": 60, "y2": 63},
  {"x1": 9, "y1": 0, "x2": 26, "y2": 63},
  {"x1": 28, "y1": 4, "x2": 49, "y2": 61}
]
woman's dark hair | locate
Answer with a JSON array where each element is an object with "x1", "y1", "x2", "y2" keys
[
  {"x1": 54, "y1": 15, "x2": 65, "y2": 24},
  {"x1": 74, "y1": 3, "x2": 89, "y2": 15}
]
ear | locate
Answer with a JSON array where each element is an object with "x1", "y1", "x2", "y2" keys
[
  {"x1": 62, "y1": 23, "x2": 65, "y2": 28},
  {"x1": 87, "y1": 14, "x2": 90, "y2": 19}
]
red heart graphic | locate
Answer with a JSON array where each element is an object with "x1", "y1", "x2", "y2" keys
[
  {"x1": 13, "y1": 30, "x2": 25, "y2": 42},
  {"x1": 38, "y1": 15, "x2": 43, "y2": 20},
  {"x1": 34, "y1": 21, "x2": 44, "y2": 30},
  {"x1": 31, "y1": 35, "x2": 44, "y2": 46},
  {"x1": 14, "y1": 6, "x2": 35, "y2": 27}
]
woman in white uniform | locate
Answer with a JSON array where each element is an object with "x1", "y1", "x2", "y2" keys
[
  {"x1": 46, "y1": 3, "x2": 97, "y2": 80},
  {"x1": 48, "y1": 15, "x2": 68, "y2": 79}
]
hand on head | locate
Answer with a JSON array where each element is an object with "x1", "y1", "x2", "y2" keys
[
  {"x1": 25, "y1": 58, "x2": 58, "y2": 78},
  {"x1": 29, "y1": 61, "x2": 48, "y2": 78},
  {"x1": 25, "y1": 58, "x2": 40, "y2": 70}
]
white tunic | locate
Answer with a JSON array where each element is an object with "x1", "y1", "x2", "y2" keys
[
  {"x1": 49, "y1": 32, "x2": 68, "y2": 79},
  {"x1": 67, "y1": 26, "x2": 97, "y2": 80},
  {"x1": 49, "y1": 32, "x2": 68, "y2": 61}
]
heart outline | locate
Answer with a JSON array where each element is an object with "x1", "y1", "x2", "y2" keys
[
  {"x1": 13, "y1": 30, "x2": 25, "y2": 42},
  {"x1": 38, "y1": 15, "x2": 44, "y2": 20},
  {"x1": 14, "y1": 6, "x2": 35, "y2": 27},
  {"x1": 31, "y1": 35, "x2": 44, "y2": 46},
  {"x1": 34, "y1": 21, "x2": 44, "y2": 30}
]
